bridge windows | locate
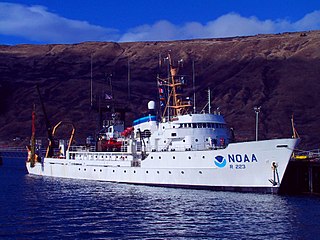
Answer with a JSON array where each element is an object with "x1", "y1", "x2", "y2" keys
[{"x1": 179, "y1": 122, "x2": 226, "y2": 129}]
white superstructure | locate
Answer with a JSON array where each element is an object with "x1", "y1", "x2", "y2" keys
[{"x1": 26, "y1": 54, "x2": 299, "y2": 193}]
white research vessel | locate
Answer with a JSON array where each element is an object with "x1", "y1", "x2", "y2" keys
[{"x1": 26, "y1": 54, "x2": 299, "y2": 193}]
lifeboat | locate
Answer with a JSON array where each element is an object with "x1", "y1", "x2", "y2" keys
[
  {"x1": 102, "y1": 138, "x2": 122, "y2": 151},
  {"x1": 121, "y1": 127, "x2": 134, "y2": 137}
]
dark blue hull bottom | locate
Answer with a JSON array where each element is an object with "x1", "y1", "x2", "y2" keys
[{"x1": 116, "y1": 182, "x2": 279, "y2": 194}]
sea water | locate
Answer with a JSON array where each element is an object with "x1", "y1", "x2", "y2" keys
[{"x1": 1, "y1": 158, "x2": 320, "y2": 239}]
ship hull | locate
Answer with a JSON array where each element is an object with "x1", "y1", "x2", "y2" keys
[{"x1": 26, "y1": 138, "x2": 299, "y2": 193}]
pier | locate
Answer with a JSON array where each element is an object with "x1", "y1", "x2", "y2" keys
[
  {"x1": 0, "y1": 147, "x2": 27, "y2": 159},
  {"x1": 280, "y1": 149, "x2": 320, "y2": 195},
  {"x1": 0, "y1": 147, "x2": 27, "y2": 170}
]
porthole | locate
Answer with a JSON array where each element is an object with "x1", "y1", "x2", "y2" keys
[
  {"x1": 159, "y1": 156, "x2": 161, "y2": 159},
  {"x1": 173, "y1": 156, "x2": 176, "y2": 159},
  {"x1": 124, "y1": 170, "x2": 126, "y2": 173},
  {"x1": 113, "y1": 170, "x2": 115, "y2": 173},
  {"x1": 94, "y1": 169, "x2": 96, "y2": 172},
  {"x1": 146, "y1": 171, "x2": 149, "y2": 174},
  {"x1": 181, "y1": 171, "x2": 184, "y2": 174},
  {"x1": 134, "y1": 170, "x2": 136, "y2": 173},
  {"x1": 78, "y1": 168, "x2": 80, "y2": 171},
  {"x1": 169, "y1": 171, "x2": 172, "y2": 174},
  {"x1": 151, "y1": 156, "x2": 153, "y2": 159},
  {"x1": 195, "y1": 139, "x2": 198, "y2": 142},
  {"x1": 202, "y1": 156, "x2": 205, "y2": 159},
  {"x1": 183, "y1": 140, "x2": 186, "y2": 142},
  {"x1": 199, "y1": 171, "x2": 203, "y2": 174},
  {"x1": 100, "y1": 169, "x2": 102, "y2": 172},
  {"x1": 157, "y1": 171, "x2": 160, "y2": 174},
  {"x1": 84, "y1": 168, "x2": 86, "y2": 171},
  {"x1": 188, "y1": 156, "x2": 191, "y2": 159}
]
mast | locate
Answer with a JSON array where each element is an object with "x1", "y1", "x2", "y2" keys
[
  {"x1": 192, "y1": 60, "x2": 196, "y2": 114},
  {"x1": 30, "y1": 104, "x2": 36, "y2": 167},
  {"x1": 90, "y1": 54, "x2": 93, "y2": 108},
  {"x1": 127, "y1": 57, "x2": 131, "y2": 100},
  {"x1": 158, "y1": 53, "x2": 192, "y2": 119},
  {"x1": 208, "y1": 88, "x2": 211, "y2": 114},
  {"x1": 167, "y1": 56, "x2": 170, "y2": 120},
  {"x1": 168, "y1": 53, "x2": 191, "y2": 117},
  {"x1": 168, "y1": 54, "x2": 178, "y2": 115},
  {"x1": 36, "y1": 85, "x2": 54, "y2": 158}
]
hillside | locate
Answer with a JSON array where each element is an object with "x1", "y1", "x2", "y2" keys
[{"x1": 1, "y1": 31, "x2": 320, "y2": 149}]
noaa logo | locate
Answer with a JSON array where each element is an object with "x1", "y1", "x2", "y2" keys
[{"x1": 214, "y1": 155, "x2": 227, "y2": 168}]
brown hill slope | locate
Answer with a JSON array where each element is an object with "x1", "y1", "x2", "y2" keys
[{"x1": 1, "y1": 31, "x2": 320, "y2": 148}]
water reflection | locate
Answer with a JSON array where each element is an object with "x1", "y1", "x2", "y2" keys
[{"x1": 1, "y1": 169, "x2": 320, "y2": 239}]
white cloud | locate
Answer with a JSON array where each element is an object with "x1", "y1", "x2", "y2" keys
[
  {"x1": 204, "y1": 13, "x2": 276, "y2": 38},
  {"x1": 119, "y1": 20, "x2": 178, "y2": 42},
  {"x1": 0, "y1": 2, "x2": 119, "y2": 43},
  {"x1": 293, "y1": 10, "x2": 320, "y2": 31},
  {"x1": 1, "y1": 2, "x2": 320, "y2": 44},
  {"x1": 119, "y1": 11, "x2": 320, "y2": 42}
]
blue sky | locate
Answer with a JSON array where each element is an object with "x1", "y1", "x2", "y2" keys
[{"x1": 1, "y1": 0, "x2": 320, "y2": 45}]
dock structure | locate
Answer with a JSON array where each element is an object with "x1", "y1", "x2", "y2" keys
[
  {"x1": 0, "y1": 147, "x2": 27, "y2": 159},
  {"x1": 280, "y1": 149, "x2": 320, "y2": 195}
]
